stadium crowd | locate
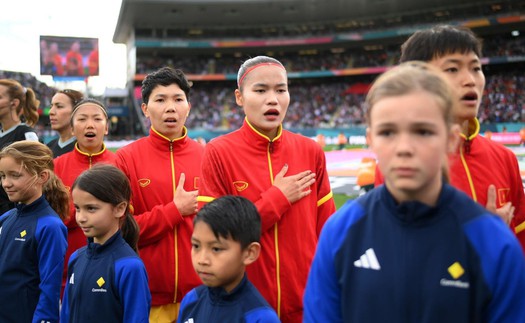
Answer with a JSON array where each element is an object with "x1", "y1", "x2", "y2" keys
[
  {"x1": 136, "y1": 1, "x2": 521, "y2": 40},
  {"x1": 2, "y1": 60, "x2": 524, "y2": 137},
  {"x1": 2, "y1": 12, "x2": 525, "y2": 321},
  {"x1": 182, "y1": 67, "x2": 525, "y2": 130},
  {"x1": 3, "y1": 25, "x2": 525, "y2": 135},
  {"x1": 136, "y1": 35, "x2": 525, "y2": 75},
  {"x1": 132, "y1": 33, "x2": 525, "y2": 131},
  {"x1": 136, "y1": 47, "x2": 400, "y2": 75}
]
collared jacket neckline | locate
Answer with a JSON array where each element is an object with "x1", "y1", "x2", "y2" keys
[
  {"x1": 85, "y1": 230, "x2": 122, "y2": 259},
  {"x1": 148, "y1": 126, "x2": 190, "y2": 151},
  {"x1": 15, "y1": 194, "x2": 48, "y2": 216},
  {"x1": 380, "y1": 184, "x2": 454, "y2": 226},
  {"x1": 239, "y1": 118, "x2": 284, "y2": 152},
  {"x1": 207, "y1": 273, "x2": 249, "y2": 304}
]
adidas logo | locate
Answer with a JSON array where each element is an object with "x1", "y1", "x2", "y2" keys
[{"x1": 353, "y1": 248, "x2": 381, "y2": 270}]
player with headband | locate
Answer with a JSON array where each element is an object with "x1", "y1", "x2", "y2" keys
[{"x1": 199, "y1": 55, "x2": 336, "y2": 323}]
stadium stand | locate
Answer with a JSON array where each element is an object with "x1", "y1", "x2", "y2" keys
[
  {"x1": 113, "y1": 0, "x2": 525, "y2": 136},
  {"x1": 3, "y1": 0, "x2": 524, "y2": 139}
]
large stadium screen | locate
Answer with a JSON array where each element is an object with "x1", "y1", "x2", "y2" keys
[{"x1": 40, "y1": 35, "x2": 99, "y2": 77}]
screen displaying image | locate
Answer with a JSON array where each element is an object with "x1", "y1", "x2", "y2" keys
[{"x1": 40, "y1": 35, "x2": 99, "y2": 77}]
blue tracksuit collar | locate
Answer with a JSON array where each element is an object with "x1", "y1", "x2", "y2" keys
[
  {"x1": 86, "y1": 230, "x2": 122, "y2": 258},
  {"x1": 15, "y1": 195, "x2": 47, "y2": 216},
  {"x1": 207, "y1": 273, "x2": 248, "y2": 304},
  {"x1": 380, "y1": 184, "x2": 454, "y2": 224}
]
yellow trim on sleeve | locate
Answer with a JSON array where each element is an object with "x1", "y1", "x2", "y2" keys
[
  {"x1": 198, "y1": 196, "x2": 215, "y2": 203},
  {"x1": 317, "y1": 191, "x2": 334, "y2": 207},
  {"x1": 515, "y1": 221, "x2": 525, "y2": 234}
]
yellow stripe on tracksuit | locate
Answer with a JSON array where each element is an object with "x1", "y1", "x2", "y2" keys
[
  {"x1": 198, "y1": 196, "x2": 215, "y2": 203},
  {"x1": 318, "y1": 191, "x2": 333, "y2": 207}
]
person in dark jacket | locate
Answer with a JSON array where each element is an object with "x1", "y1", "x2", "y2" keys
[
  {"x1": 61, "y1": 164, "x2": 150, "y2": 322},
  {"x1": 46, "y1": 89, "x2": 83, "y2": 158},
  {"x1": 304, "y1": 62, "x2": 525, "y2": 322},
  {"x1": 374, "y1": 25, "x2": 525, "y2": 251},
  {"x1": 0, "y1": 141, "x2": 68, "y2": 323},
  {"x1": 0, "y1": 79, "x2": 40, "y2": 214},
  {"x1": 178, "y1": 196, "x2": 279, "y2": 323}
]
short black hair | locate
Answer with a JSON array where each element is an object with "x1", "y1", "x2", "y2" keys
[
  {"x1": 400, "y1": 25, "x2": 483, "y2": 63},
  {"x1": 141, "y1": 66, "x2": 192, "y2": 104},
  {"x1": 194, "y1": 196, "x2": 261, "y2": 249}
]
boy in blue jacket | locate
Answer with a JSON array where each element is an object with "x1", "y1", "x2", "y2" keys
[{"x1": 178, "y1": 195, "x2": 280, "y2": 323}]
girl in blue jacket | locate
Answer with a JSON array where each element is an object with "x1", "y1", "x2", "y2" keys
[
  {"x1": 61, "y1": 164, "x2": 151, "y2": 322},
  {"x1": 303, "y1": 62, "x2": 525, "y2": 323},
  {"x1": 0, "y1": 141, "x2": 69, "y2": 323}
]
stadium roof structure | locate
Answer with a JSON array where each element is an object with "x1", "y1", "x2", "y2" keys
[{"x1": 113, "y1": 0, "x2": 510, "y2": 43}]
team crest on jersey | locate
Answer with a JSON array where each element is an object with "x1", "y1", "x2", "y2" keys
[
  {"x1": 440, "y1": 261, "x2": 469, "y2": 289},
  {"x1": 498, "y1": 188, "x2": 510, "y2": 206},
  {"x1": 447, "y1": 262, "x2": 464, "y2": 279},
  {"x1": 92, "y1": 277, "x2": 107, "y2": 293},
  {"x1": 233, "y1": 181, "x2": 248, "y2": 192},
  {"x1": 194, "y1": 177, "x2": 199, "y2": 189},
  {"x1": 138, "y1": 179, "x2": 151, "y2": 187},
  {"x1": 97, "y1": 277, "x2": 105, "y2": 287},
  {"x1": 15, "y1": 230, "x2": 27, "y2": 242}
]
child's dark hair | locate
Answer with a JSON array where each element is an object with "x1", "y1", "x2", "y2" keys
[
  {"x1": 72, "y1": 164, "x2": 139, "y2": 253},
  {"x1": 195, "y1": 195, "x2": 261, "y2": 249},
  {"x1": 0, "y1": 141, "x2": 69, "y2": 219},
  {"x1": 400, "y1": 25, "x2": 483, "y2": 63},
  {"x1": 0, "y1": 79, "x2": 40, "y2": 127},
  {"x1": 141, "y1": 67, "x2": 192, "y2": 104}
]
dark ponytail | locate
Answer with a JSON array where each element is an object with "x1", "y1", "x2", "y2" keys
[
  {"x1": 121, "y1": 211, "x2": 140, "y2": 253},
  {"x1": 72, "y1": 164, "x2": 139, "y2": 252}
]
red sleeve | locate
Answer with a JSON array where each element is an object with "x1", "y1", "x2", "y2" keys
[
  {"x1": 254, "y1": 186, "x2": 292, "y2": 232},
  {"x1": 315, "y1": 146, "x2": 336, "y2": 236},
  {"x1": 53, "y1": 156, "x2": 75, "y2": 228},
  {"x1": 509, "y1": 154, "x2": 525, "y2": 253},
  {"x1": 198, "y1": 144, "x2": 229, "y2": 208},
  {"x1": 116, "y1": 151, "x2": 185, "y2": 248},
  {"x1": 133, "y1": 202, "x2": 183, "y2": 248}
]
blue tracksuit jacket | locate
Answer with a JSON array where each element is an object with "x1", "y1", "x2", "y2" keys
[
  {"x1": 304, "y1": 184, "x2": 525, "y2": 323},
  {"x1": 177, "y1": 274, "x2": 280, "y2": 323},
  {"x1": 0, "y1": 195, "x2": 67, "y2": 323},
  {"x1": 61, "y1": 231, "x2": 151, "y2": 323}
]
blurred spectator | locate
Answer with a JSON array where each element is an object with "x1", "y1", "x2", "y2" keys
[
  {"x1": 65, "y1": 41, "x2": 84, "y2": 76},
  {"x1": 88, "y1": 40, "x2": 99, "y2": 75},
  {"x1": 41, "y1": 42, "x2": 64, "y2": 76}
]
